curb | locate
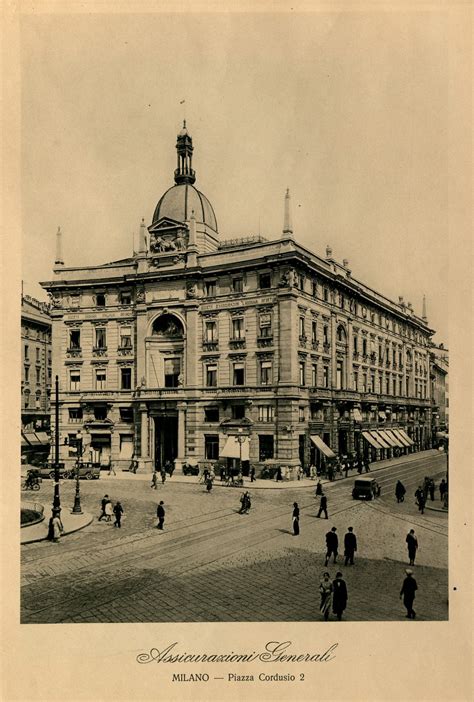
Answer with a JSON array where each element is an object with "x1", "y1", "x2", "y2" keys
[{"x1": 21, "y1": 513, "x2": 94, "y2": 545}]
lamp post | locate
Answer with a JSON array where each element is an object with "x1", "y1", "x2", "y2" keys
[
  {"x1": 71, "y1": 429, "x2": 83, "y2": 515},
  {"x1": 235, "y1": 427, "x2": 247, "y2": 479},
  {"x1": 51, "y1": 375, "x2": 61, "y2": 519}
]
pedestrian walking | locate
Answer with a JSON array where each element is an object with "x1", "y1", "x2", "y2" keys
[
  {"x1": 206, "y1": 477, "x2": 213, "y2": 493},
  {"x1": 327, "y1": 464, "x2": 334, "y2": 482},
  {"x1": 150, "y1": 471, "x2": 158, "y2": 489},
  {"x1": 315, "y1": 480, "x2": 323, "y2": 496},
  {"x1": 344, "y1": 460, "x2": 349, "y2": 479},
  {"x1": 344, "y1": 527, "x2": 357, "y2": 565},
  {"x1": 332, "y1": 572, "x2": 348, "y2": 620},
  {"x1": 364, "y1": 459, "x2": 371, "y2": 473},
  {"x1": 324, "y1": 527, "x2": 338, "y2": 566},
  {"x1": 357, "y1": 460, "x2": 363, "y2": 475},
  {"x1": 239, "y1": 491, "x2": 249, "y2": 513},
  {"x1": 107, "y1": 458, "x2": 116, "y2": 476},
  {"x1": 249, "y1": 466, "x2": 256, "y2": 482},
  {"x1": 319, "y1": 572, "x2": 333, "y2": 621},
  {"x1": 160, "y1": 467, "x2": 167, "y2": 484},
  {"x1": 113, "y1": 501, "x2": 123, "y2": 528},
  {"x1": 276, "y1": 466, "x2": 283, "y2": 482},
  {"x1": 156, "y1": 501, "x2": 165, "y2": 529},
  {"x1": 429, "y1": 480, "x2": 435, "y2": 501},
  {"x1": 104, "y1": 499, "x2": 113, "y2": 522},
  {"x1": 439, "y1": 479, "x2": 447, "y2": 501},
  {"x1": 48, "y1": 514, "x2": 64, "y2": 542},
  {"x1": 98, "y1": 494, "x2": 109, "y2": 521},
  {"x1": 309, "y1": 463, "x2": 316, "y2": 480},
  {"x1": 400, "y1": 569, "x2": 418, "y2": 618},
  {"x1": 292, "y1": 502, "x2": 300, "y2": 535},
  {"x1": 395, "y1": 480, "x2": 406, "y2": 503},
  {"x1": 317, "y1": 493, "x2": 328, "y2": 519},
  {"x1": 406, "y1": 529, "x2": 418, "y2": 565}
]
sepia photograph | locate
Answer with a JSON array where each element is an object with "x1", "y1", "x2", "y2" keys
[{"x1": 3, "y1": 2, "x2": 472, "y2": 701}]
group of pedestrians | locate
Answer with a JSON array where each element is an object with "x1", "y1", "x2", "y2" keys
[
  {"x1": 151, "y1": 462, "x2": 175, "y2": 489},
  {"x1": 98, "y1": 494, "x2": 123, "y2": 527},
  {"x1": 319, "y1": 571, "x2": 348, "y2": 621}
]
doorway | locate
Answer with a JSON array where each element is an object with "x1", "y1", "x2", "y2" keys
[{"x1": 153, "y1": 415, "x2": 178, "y2": 469}]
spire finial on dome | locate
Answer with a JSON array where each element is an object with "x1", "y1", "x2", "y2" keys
[
  {"x1": 282, "y1": 188, "x2": 293, "y2": 238},
  {"x1": 175, "y1": 121, "x2": 196, "y2": 185},
  {"x1": 54, "y1": 225, "x2": 64, "y2": 266}
]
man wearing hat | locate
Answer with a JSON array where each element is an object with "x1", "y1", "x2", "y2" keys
[
  {"x1": 332, "y1": 571, "x2": 348, "y2": 621},
  {"x1": 344, "y1": 527, "x2": 357, "y2": 566},
  {"x1": 406, "y1": 528, "x2": 418, "y2": 566},
  {"x1": 400, "y1": 569, "x2": 418, "y2": 619},
  {"x1": 324, "y1": 526, "x2": 338, "y2": 566}
]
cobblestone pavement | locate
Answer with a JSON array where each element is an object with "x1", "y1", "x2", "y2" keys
[{"x1": 21, "y1": 453, "x2": 448, "y2": 623}]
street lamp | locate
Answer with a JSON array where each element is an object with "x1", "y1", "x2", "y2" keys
[
  {"x1": 51, "y1": 375, "x2": 61, "y2": 519},
  {"x1": 71, "y1": 429, "x2": 83, "y2": 515},
  {"x1": 235, "y1": 427, "x2": 247, "y2": 480}
]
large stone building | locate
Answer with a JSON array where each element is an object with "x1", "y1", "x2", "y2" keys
[
  {"x1": 430, "y1": 342, "x2": 449, "y2": 436},
  {"x1": 21, "y1": 294, "x2": 52, "y2": 431},
  {"x1": 41, "y1": 123, "x2": 435, "y2": 474}
]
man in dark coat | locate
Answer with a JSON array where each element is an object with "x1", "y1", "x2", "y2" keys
[
  {"x1": 98, "y1": 494, "x2": 109, "y2": 521},
  {"x1": 317, "y1": 493, "x2": 328, "y2": 519},
  {"x1": 324, "y1": 526, "x2": 338, "y2": 566},
  {"x1": 400, "y1": 569, "x2": 418, "y2": 618},
  {"x1": 406, "y1": 529, "x2": 418, "y2": 565},
  {"x1": 332, "y1": 571, "x2": 348, "y2": 620},
  {"x1": 113, "y1": 501, "x2": 123, "y2": 528},
  {"x1": 395, "y1": 480, "x2": 406, "y2": 503},
  {"x1": 439, "y1": 479, "x2": 447, "y2": 501},
  {"x1": 429, "y1": 480, "x2": 435, "y2": 501},
  {"x1": 250, "y1": 466, "x2": 256, "y2": 483},
  {"x1": 344, "y1": 527, "x2": 357, "y2": 565},
  {"x1": 156, "y1": 501, "x2": 165, "y2": 530}
]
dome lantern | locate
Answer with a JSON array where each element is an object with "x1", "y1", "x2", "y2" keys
[{"x1": 174, "y1": 120, "x2": 195, "y2": 185}]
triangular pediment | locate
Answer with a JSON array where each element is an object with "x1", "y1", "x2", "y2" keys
[{"x1": 148, "y1": 217, "x2": 188, "y2": 234}]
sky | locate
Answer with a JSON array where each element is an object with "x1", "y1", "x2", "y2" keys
[{"x1": 21, "y1": 10, "x2": 449, "y2": 342}]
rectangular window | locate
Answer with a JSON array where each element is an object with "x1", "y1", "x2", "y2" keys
[
  {"x1": 259, "y1": 273, "x2": 271, "y2": 289},
  {"x1": 299, "y1": 406, "x2": 305, "y2": 422},
  {"x1": 311, "y1": 321, "x2": 317, "y2": 343},
  {"x1": 119, "y1": 407, "x2": 134, "y2": 422},
  {"x1": 69, "y1": 329, "x2": 81, "y2": 349},
  {"x1": 336, "y1": 360, "x2": 343, "y2": 390},
  {"x1": 23, "y1": 392, "x2": 30, "y2": 408},
  {"x1": 298, "y1": 274, "x2": 305, "y2": 291},
  {"x1": 205, "y1": 320, "x2": 217, "y2": 342},
  {"x1": 353, "y1": 335, "x2": 358, "y2": 353},
  {"x1": 353, "y1": 371, "x2": 358, "y2": 391},
  {"x1": 258, "y1": 405, "x2": 274, "y2": 422},
  {"x1": 312, "y1": 280, "x2": 318, "y2": 297},
  {"x1": 260, "y1": 360, "x2": 272, "y2": 385},
  {"x1": 231, "y1": 404, "x2": 245, "y2": 419},
  {"x1": 370, "y1": 373, "x2": 375, "y2": 393},
  {"x1": 232, "y1": 318, "x2": 244, "y2": 340},
  {"x1": 204, "y1": 434, "x2": 219, "y2": 460},
  {"x1": 164, "y1": 358, "x2": 180, "y2": 387},
  {"x1": 205, "y1": 281, "x2": 216, "y2": 297},
  {"x1": 311, "y1": 364, "x2": 317, "y2": 387},
  {"x1": 24, "y1": 366, "x2": 29, "y2": 382},
  {"x1": 24, "y1": 345, "x2": 29, "y2": 359},
  {"x1": 399, "y1": 378, "x2": 403, "y2": 395},
  {"x1": 323, "y1": 366, "x2": 329, "y2": 388},
  {"x1": 362, "y1": 338, "x2": 367, "y2": 356},
  {"x1": 48, "y1": 350, "x2": 52, "y2": 364},
  {"x1": 95, "y1": 369, "x2": 106, "y2": 390},
  {"x1": 121, "y1": 367, "x2": 132, "y2": 390},
  {"x1": 36, "y1": 348, "x2": 40, "y2": 362},
  {"x1": 119, "y1": 326, "x2": 132, "y2": 348},
  {"x1": 233, "y1": 362, "x2": 245, "y2": 386},
  {"x1": 96, "y1": 293, "x2": 106, "y2": 307},
  {"x1": 94, "y1": 406, "x2": 107, "y2": 420},
  {"x1": 299, "y1": 361, "x2": 305, "y2": 386},
  {"x1": 68, "y1": 408, "x2": 83, "y2": 422},
  {"x1": 362, "y1": 373, "x2": 367, "y2": 393},
  {"x1": 48, "y1": 368, "x2": 52, "y2": 381},
  {"x1": 259, "y1": 435, "x2": 274, "y2": 460},
  {"x1": 70, "y1": 370, "x2": 80, "y2": 391},
  {"x1": 120, "y1": 291, "x2": 132, "y2": 305},
  {"x1": 95, "y1": 328, "x2": 107, "y2": 349},
  {"x1": 206, "y1": 364, "x2": 217, "y2": 387},
  {"x1": 259, "y1": 313, "x2": 272, "y2": 337},
  {"x1": 232, "y1": 277, "x2": 243, "y2": 293},
  {"x1": 323, "y1": 326, "x2": 329, "y2": 344},
  {"x1": 36, "y1": 367, "x2": 41, "y2": 383},
  {"x1": 299, "y1": 317, "x2": 305, "y2": 337},
  {"x1": 204, "y1": 407, "x2": 219, "y2": 422},
  {"x1": 386, "y1": 376, "x2": 390, "y2": 394},
  {"x1": 323, "y1": 287, "x2": 329, "y2": 302}
]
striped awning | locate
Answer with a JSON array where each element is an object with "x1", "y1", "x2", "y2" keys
[
  {"x1": 391, "y1": 429, "x2": 411, "y2": 447},
  {"x1": 370, "y1": 430, "x2": 391, "y2": 449},
  {"x1": 384, "y1": 429, "x2": 405, "y2": 448},
  {"x1": 310, "y1": 435, "x2": 336, "y2": 459},
  {"x1": 362, "y1": 431, "x2": 383, "y2": 450},
  {"x1": 220, "y1": 435, "x2": 250, "y2": 460},
  {"x1": 398, "y1": 429, "x2": 414, "y2": 446},
  {"x1": 378, "y1": 430, "x2": 399, "y2": 448}
]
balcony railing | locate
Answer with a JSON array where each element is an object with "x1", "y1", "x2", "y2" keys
[
  {"x1": 92, "y1": 347, "x2": 108, "y2": 357},
  {"x1": 202, "y1": 341, "x2": 219, "y2": 351},
  {"x1": 229, "y1": 339, "x2": 246, "y2": 349},
  {"x1": 117, "y1": 345, "x2": 134, "y2": 356},
  {"x1": 257, "y1": 336, "x2": 273, "y2": 348},
  {"x1": 298, "y1": 335, "x2": 308, "y2": 347},
  {"x1": 322, "y1": 342, "x2": 331, "y2": 353},
  {"x1": 66, "y1": 347, "x2": 82, "y2": 357}
]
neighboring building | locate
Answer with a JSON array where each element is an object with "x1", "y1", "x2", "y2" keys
[
  {"x1": 430, "y1": 342, "x2": 449, "y2": 436},
  {"x1": 21, "y1": 294, "x2": 52, "y2": 430},
  {"x1": 41, "y1": 123, "x2": 435, "y2": 474}
]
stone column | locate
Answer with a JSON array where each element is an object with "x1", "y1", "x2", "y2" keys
[
  {"x1": 330, "y1": 312, "x2": 337, "y2": 388},
  {"x1": 175, "y1": 402, "x2": 187, "y2": 473},
  {"x1": 137, "y1": 403, "x2": 153, "y2": 473},
  {"x1": 347, "y1": 319, "x2": 353, "y2": 389}
]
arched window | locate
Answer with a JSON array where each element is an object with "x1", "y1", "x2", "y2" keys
[
  {"x1": 152, "y1": 313, "x2": 184, "y2": 338},
  {"x1": 336, "y1": 325, "x2": 346, "y2": 342}
]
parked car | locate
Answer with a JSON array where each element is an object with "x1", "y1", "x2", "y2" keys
[
  {"x1": 352, "y1": 478, "x2": 381, "y2": 500},
  {"x1": 37, "y1": 462, "x2": 100, "y2": 480}
]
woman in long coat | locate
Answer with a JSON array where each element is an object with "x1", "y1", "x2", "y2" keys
[
  {"x1": 51, "y1": 514, "x2": 63, "y2": 542},
  {"x1": 292, "y1": 502, "x2": 300, "y2": 535},
  {"x1": 319, "y1": 572, "x2": 333, "y2": 620}
]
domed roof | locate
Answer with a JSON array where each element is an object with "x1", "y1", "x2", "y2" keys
[{"x1": 152, "y1": 183, "x2": 218, "y2": 233}]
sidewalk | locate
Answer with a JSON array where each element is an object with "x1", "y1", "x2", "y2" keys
[
  {"x1": 21, "y1": 510, "x2": 94, "y2": 544},
  {"x1": 97, "y1": 449, "x2": 441, "y2": 490}
]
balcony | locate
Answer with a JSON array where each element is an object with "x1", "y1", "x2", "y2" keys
[
  {"x1": 322, "y1": 342, "x2": 331, "y2": 354},
  {"x1": 333, "y1": 389, "x2": 361, "y2": 401},
  {"x1": 117, "y1": 346, "x2": 134, "y2": 356},
  {"x1": 202, "y1": 341, "x2": 219, "y2": 352},
  {"x1": 311, "y1": 340, "x2": 319, "y2": 350},
  {"x1": 298, "y1": 335, "x2": 308, "y2": 348},
  {"x1": 66, "y1": 347, "x2": 82, "y2": 358},
  {"x1": 257, "y1": 336, "x2": 273, "y2": 348},
  {"x1": 92, "y1": 347, "x2": 108, "y2": 357},
  {"x1": 308, "y1": 387, "x2": 332, "y2": 399},
  {"x1": 229, "y1": 339, "x2": 246, "y2": 350}
]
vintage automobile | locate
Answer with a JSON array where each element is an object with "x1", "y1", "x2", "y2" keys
[
  {"x1": 37, "y1": 462, "x2": 100, "y2": 480},
  {"x1": 352, "y1": 478, "x2": 381, "y2": 500}
]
